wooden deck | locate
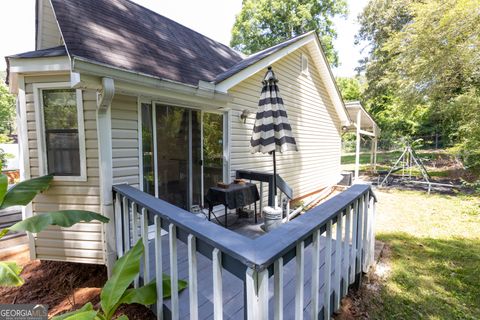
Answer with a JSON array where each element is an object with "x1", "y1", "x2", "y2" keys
[{"x1": 145, "y1": 229, "x2": 350, "y2": 320}]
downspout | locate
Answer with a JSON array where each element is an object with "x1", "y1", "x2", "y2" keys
[{"x1": 96, "y1": 77, "x2": 116, "y2": 276}]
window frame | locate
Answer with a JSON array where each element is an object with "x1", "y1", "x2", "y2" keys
[{"x1": 33, "y1": 82, "x2": 87, "y2": 181}]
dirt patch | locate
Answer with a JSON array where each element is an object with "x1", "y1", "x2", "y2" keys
[
  {"x1": 334, "y1": 245, "x2": 392, "y2": 319},
  {"x1": 0, "y1": 251, "x2": 155, "y2": 319}
]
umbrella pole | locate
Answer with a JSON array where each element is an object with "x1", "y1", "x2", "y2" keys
[{"x1": 272, "y1": 150, "x2": 277, "y2": 207}]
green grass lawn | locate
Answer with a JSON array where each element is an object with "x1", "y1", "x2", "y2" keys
[{"x1": 370, "y1": 188, "x2": 480, "y2": 319}]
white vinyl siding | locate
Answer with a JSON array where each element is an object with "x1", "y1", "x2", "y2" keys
[
  {"x1": 227, "y1": 47, "x2": 342, "y2": 199},
  {"x1": 111, "y1": 95, "x2": 140, "y2": 187},
  {"x1": 25, "y1": 74, "x2": 103, "y2": 265},
  {"x1": 37, "y1": 0, "x2": 63, "y2": 50}
]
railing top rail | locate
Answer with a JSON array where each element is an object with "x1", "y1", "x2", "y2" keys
[{"x1": 113, "y1": 183, "x2": 375, "y2": 271}]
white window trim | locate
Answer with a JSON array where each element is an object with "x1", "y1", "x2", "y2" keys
[
  {"x1": 301, "y1": 53, "x2": 309, "y2": 75},
  {"x1": 33, "y1": 82, "x2": 87, "y2": 181}
]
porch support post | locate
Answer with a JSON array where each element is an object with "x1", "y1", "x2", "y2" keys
[
  {"x1": 354, "y1": 110, "x2": 362, "y2": 181},
  {"x1": 97, "y1": 77, "x2": 116, "y2": 276},
  {"x1": 246, "y1": 268, "x2": 269, "y2": 320}
]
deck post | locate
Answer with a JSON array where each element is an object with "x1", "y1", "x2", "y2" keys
[
  {"x1": 311, "y1": 230, "x2": 321, "y2": 320},
  {"x1": 246, "y1": 268, "x2": 269, "y2": 320},
  {"x1": 342, "y1": 206, "x2": 351, "y2": 297},
  {"x1": 334, "y1": 212, "x2": 343, "y2": 311},
  {"x1": 295, "y1": 241, "x2": 305, "y2": 320}
]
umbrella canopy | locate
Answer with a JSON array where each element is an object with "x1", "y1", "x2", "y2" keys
[
  {"x1": 250, "y1": 67, "x2": 298, "y2": 154},
  {"x1": 250, "y1": 67, "x2": 297, "y2": 202}
]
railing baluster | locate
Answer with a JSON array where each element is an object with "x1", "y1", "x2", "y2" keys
[
  {"x1": 274, "y1": 257, "x2": 284, "y2": 320},
  {"x1": 131, "y1": 202, "x2": 139, "y2": 288},
  {"x1": 295, "y1": 241, "x2": 305, "y2": 320},
  {"x1": 362, "y1": 192, "x2": 369, "y2": 272},
  {"x1": 169, "y1": 224, "x2": 179, "y2": 320},
  {"x1": 141, "y1": 208, "x2": 150, "y2": 283},
  {"x1": 114, "y1": 193, "x2": 123, "y2": 257},
  {"x1": 323, "y1": 220, "x2": 333, "y2": 320},
  {"x1": 311, "y1": 229, "x2": 320, "y2": 320},
  {"x1": 334, "y1": 212, "x2": 343, "y2": 311},
  {"x1": 188, "y1": 235, "x2": 198, "y2": 320},
  {"x1": 154, "y1": 215, "x2": 163, "y2": 320},
  {"x1": 350, "y1": 200, "x2": 358, "y2": 285},
  {"x1": 122, "y1": 196, "x2": 130, "y2": 253},
  {"x1": 212, "y1": 248, "x2": 223, "y2": 320},
  {"x1": 342, "y1": 205, "x2": 352, "y2": 296},
  {"x1": 369, "y1": 196, "x2": 376, "y2": 268},
  {"x1": 356, "y1": 195, "x2": 364, "y2": 280}
]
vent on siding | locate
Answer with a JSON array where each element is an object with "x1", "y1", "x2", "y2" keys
[{"x1": 301, "y1": 54, "x2": 309, "y2": 75}]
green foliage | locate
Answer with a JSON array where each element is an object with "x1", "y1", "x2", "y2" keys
[
  {"x1": 357, "y1": 0, "x2": 480, "y2": 172},
  {"x1": 0, "y1": 261, "x2": 24, "y2": 287},
  {"x1": 230, "y1": 0, "x2": 347, "y2": 66},
  {"x1": 0, "y1": 175, "x2": 53, "y2": 209},
  {"x1": 0, "y1": 81, "x2": 15, "y2": 136},
  {"x1": 8, "y1": 211, "x2": 109, "y2": 234},
  {"x1": 336, "y1": 77, "x2": 363, "y2": 102},
  {"x1": 53, "y1": 240, "x2": 187, "y2": 320}
]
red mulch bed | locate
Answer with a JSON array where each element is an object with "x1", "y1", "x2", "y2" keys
[{"x1": 0, "y1": 251, "x2": 155, "y2": 319}]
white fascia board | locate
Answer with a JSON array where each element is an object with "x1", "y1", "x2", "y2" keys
[
  {"x1": 215, "y1": 32, "x2": 316, "y2": 93},
  {"x1": 72, "y1": 58, "x2": 231, "y2": 108},
  {"x1": 345, "y1": 101, "x2": 379, "y2": 132},
  {"x1": 8, "y1": 56, "x2": 71, "y2": 74}
]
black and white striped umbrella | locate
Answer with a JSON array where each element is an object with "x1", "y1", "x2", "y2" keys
[
  {"x1": 250, "y1": 67, "x2": 297, "y2": 201},
  {"x1": 250, "y1": 67, "x2": 298, "y2": 154}
]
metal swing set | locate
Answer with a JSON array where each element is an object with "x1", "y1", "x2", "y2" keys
[{"x1": 379, "y1": 144, "x2": 458, "y2": 194}]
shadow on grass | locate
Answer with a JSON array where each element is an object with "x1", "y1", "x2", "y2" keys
[{"x1": 372, "y1": 232, "x2": 480, "y2": 320}]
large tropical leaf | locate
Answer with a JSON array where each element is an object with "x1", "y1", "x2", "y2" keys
[
  {"x1": 0, "y1": 175, "x2": 53, "y2": 209},
  {"x1": 52, "y1": 303, "x2": 95, "y2": 320},
  {"x1": 0, "y1": 174, "x2": 8, "y2": 205},
  {"x1": 9, "y1": 211, "x2": 109, "y2": 234},
  {"x1": 110, "y1": 280, "x2": 157, "y2": 313},
  {"x1": 162, "y1": 274, "x2": 188, "y2": 299},
  {"x1": 101, "y1": 240, "x2": 143, "y2": 319},
  {"x1": 60, "y1": 311, "x2": 97, "y2": 320},
  {"x1": 0, "y1": 228, "x2": 8, "y2": 240},
  {"x1": 0, "y1": 261, "x2": 24, "y2": 287}
]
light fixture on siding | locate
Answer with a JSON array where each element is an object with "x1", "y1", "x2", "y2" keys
[{"x1": 240, "y1": 109, "x2": 252, "y2": 123}]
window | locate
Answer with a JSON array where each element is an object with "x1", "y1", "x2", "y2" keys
[
  {"x1": 301, "y1": 54, "x2": 309, "y2": 75},
  {"x1": 34, "y1": 83, "x2": 86, "y2": 180}
]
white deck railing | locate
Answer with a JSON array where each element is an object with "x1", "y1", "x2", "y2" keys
[{"x1": 113, "y1": 184, "x2": 376, "y2": 320}]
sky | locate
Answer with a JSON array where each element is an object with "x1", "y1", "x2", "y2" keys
[{"x1": 0, "y1": 0, "x2": 367, "y2": 78}]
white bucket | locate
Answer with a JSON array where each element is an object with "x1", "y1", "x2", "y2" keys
[{"x1": 263, "y1": 206, "x2": 283, "y2": 232}]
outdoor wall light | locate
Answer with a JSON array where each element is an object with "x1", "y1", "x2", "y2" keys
[{"x1": 240, "y1": 109, "x2": 252, "y2": 123}]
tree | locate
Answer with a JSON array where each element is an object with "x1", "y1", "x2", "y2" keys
[
  {"x1": 0, "y1": 81, "x2": 15, "y2": 137},
  {"x1": 230, "y1": 0, "x2": 347, "y2": 66},
  {"x1": 336, "y1": 77, "x2": 362, "y2": 102},
  {"x1": 357, "y1": 0, "x2": 480, "y2": 171}
]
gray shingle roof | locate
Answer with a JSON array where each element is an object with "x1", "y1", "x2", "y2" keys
[
  {"x1": 7, "y1": 45, "x2": 67, "y2": 59},
  {"x1": 50, "y1": 0, "x2": 244, "y2": 86}
]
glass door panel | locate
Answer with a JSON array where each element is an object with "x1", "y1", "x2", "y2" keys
[
  {"x1": 203, "y1": 113, "x2": 224, "y2": 200},
  {"x1": 141, "y1": 103, "x2": 155, "y2": 196},
  {"x1": 191, "y1": 111, "x2": 202, "y2": 208},
  {"x1": 156, "y1": 105, "x2": 189, "y2": 209}
]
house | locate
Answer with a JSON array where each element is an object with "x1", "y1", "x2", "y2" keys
[{"x1": 6, "y1": 0, "x2": 377, "y2": 318}]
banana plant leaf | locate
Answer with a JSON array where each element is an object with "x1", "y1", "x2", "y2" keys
[
  {"x1": 0, "y1": 175, "x2": 53, "y2": 210},
  {"x1": 101, "y1": 240, "x2": 144, "y2": 319},
  {"x1": 0, "y1": 261, "x2": 24, "y2": 287},
  {"x1": 162, "y1": 273, "x2": 188, "y2": 299},
  {"x1": 9, "y1": 211, "x2": 109, "y2": 234},
  {"x1": 52, "y1": 303, "x2": 95, "y2": 320}
]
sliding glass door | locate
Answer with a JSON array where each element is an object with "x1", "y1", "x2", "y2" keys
[{"x1": 142, "y1": 103, "x2": 223, "y2": 211}]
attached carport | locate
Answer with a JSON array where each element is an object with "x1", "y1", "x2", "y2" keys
[{"x1": 345, "y1": 101, "x2": 380, "y2": 181}]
